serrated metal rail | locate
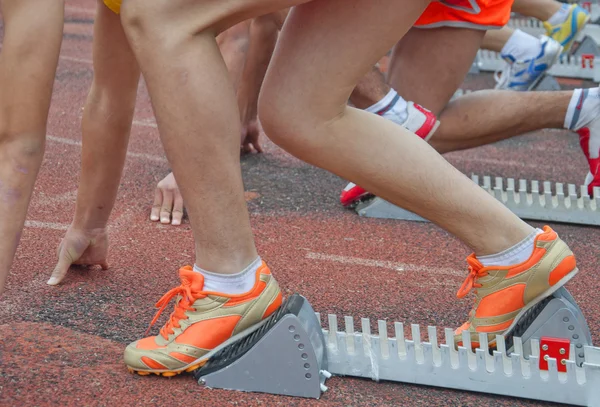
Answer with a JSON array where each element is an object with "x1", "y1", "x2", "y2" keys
[
  {"x1": 321, "y1": 316, "x2": 600, "y2": 406},
  {"x1": 356, "y1": 175, "x2": 600, "y2": 226},
  {"x1": 475, "y1": 49, "x2": 600, "y2": 81}
]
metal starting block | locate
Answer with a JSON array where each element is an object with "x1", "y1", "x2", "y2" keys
[
  {"x1": 355, "y1": 174, "x2": 600, "y2": 226},
  {"x1": 195, "y1": 294, "x2": 329, "y2": 398},
  {"x1": 475, "y1": 49, "x2": 600, "y2": 82},
  {"x1": 195, "y1": 288, "x2": 599, "y2": 406}
]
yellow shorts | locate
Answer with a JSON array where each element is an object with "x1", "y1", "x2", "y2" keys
[{"x1": 104, "y1": 0, "x2": 122, "y2": 14}]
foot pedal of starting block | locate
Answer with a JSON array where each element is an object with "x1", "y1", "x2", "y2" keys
[
  {"x1": 572, "y1": 36, "x2": 600, "y2": 58},
  {"x1": 356, "y1": 175, "x2": 600, "y2": 226},
  {"x1": 505, "y1": 287, "x2": 592, "y2": 367},
  {"x1": 194, "y1": 294, "x2": 329, "y2": 399}
]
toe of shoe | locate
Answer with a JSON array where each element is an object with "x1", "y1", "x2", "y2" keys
[{"x1": 123, "y1": 341, "x2": 152, "y2": 370}]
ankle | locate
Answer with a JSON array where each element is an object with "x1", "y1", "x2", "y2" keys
[
  {"x1": 194, "y1": 256, "x2": 261, "y2": 294},
  {"x1": 474, "y1": 223, "x2": 535, "y2": 258},
  {"x1": 477, "y1": 228, "x2": 543, "y2": 267}
]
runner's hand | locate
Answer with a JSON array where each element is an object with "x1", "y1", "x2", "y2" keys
[
  {"x1": 241, "y1": 120, "x2": 263, "y2": 154},
  {"x1": 151, "y1": 172, "x2": 184, "y2": 226},
  {"x1": 47, "y1": 227, "x2": 109, "y2": 286}
]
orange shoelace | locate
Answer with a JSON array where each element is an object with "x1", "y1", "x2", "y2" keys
[
  {"x1": 456, "y1": 256, "x2": 489, "y2": 299},
  {"x1": 146, "y1": 282, "x2": 205, "y2": 339}
]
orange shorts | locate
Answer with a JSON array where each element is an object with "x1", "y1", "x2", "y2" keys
[{"x1": 415, "y1": 0, "x2": 514, "y2": 30}]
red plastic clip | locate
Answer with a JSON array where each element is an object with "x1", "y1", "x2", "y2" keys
[
  {"x1": 582, "y1": 54, "x2": 594, "y2": 69},
  {"x1": 539, "y1": 337, "x2": 570, "y2": 373},
  {"x1": 582, "y1": 1, "x2": 592, "y2": 12}
]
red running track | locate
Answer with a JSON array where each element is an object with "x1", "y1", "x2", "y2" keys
[{"x1": 1, "y1": 2, "x2": 599, "y2": 406}]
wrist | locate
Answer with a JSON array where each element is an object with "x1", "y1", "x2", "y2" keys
[{"x1": 72, "y1": 208, "x2": 111, "y2": 231}]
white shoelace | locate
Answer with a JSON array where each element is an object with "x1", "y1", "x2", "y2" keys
[{"x1": 494, "y1": 62, "x2": 513, "y2": 90}]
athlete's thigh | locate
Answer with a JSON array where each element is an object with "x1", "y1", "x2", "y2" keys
[
  {"x1": 263, "y1": 0, "x2": 431, "y2": 118},
  {"x1": 388, "y1": 27, "x2": 484, "y2": 116},
  {"x1": 122, "y1": 0, "x2": 308, "y2": 36}
]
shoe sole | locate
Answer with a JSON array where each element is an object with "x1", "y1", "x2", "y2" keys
[
  {"x1": 342, "y1": 192, "x2": 375, "y2": 208},
  {"x1": 564, "y1": 14, "x2": 591, "y2": 54},
  {"x1": 127, "y1": 314, "x2": 272, "y2": 376},
  {"x1": 423, "y1": 119, "x2": 441, "y2": 142},
  {"x1": 527, "y1": 44, "x2": 565, "y2": 91},
  {"x1": 478, "y1": 266, "x2": 579, "y2": 348}
]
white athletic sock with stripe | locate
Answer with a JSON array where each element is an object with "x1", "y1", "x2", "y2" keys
[
  {"x1": 565, "y1": 88, "x2": 600, "y2": 130},
  {"x1": 547, "y1": 4, "x2": 571, "y2": 26},
  {"x1": 193, "y1": 256, "x2": 260, "y2": 294},
  {"x1": 365, "y1": 89, "x2": 409, "y2": 125},
  {"x1": 478, "y1": 228, "x2": 543, "y2": 267},
  {"x1": 501, "y1": 29, "x2": 542, "y2": 61}
]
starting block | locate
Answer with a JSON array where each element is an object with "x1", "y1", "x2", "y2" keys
[
  {"x1": 475, "y1": 49, "x2": 600, "y2": 82},
  {"x1": 195, "y1": 288, "x2": 600, "y2": 406},
  {"x1": 354, "y1": 175, "x2": 600, "y2": 226}
]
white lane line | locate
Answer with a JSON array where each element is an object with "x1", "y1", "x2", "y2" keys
[
  {"x1": 65, "y1": 6, "x2": 96, "y2": 14},
  {"x1": 47, "y1": 135, "x2": 167, "y2": 163},
  {"x1": 59, "y1": 55, "x2": 93, "y2": 65},
  {"x1": 25, "y1": 220, "x2": 69, "y2": 231},
  {"x1": 132, "y1": 120, "x2": 158, "y2": 129},
  {"x1": 306, "y1": 252, "x2": 464, "y2": 277}
]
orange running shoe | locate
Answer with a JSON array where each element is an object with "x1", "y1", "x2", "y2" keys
[
  {"x1": 454, "y1": 226, "x2": 578, "y2": 348},
  {"x1": 124, "y1": 262, "x2": 282, "y2": 376}
]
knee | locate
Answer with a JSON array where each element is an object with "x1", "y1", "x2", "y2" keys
[
  {"x1": 251, "y1": 13, "x2": 282, "y2": 37},
  {"x1": 120, "y1": 0, "x2": 159, "y2": 46},
  {"x1": 258, "y1": 83, "x2": 322, "y2": 156},
  {"x1": 0, "y1": 126, "x2": 46, "y2": 165}
]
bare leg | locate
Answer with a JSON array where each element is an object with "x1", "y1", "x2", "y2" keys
[
  {"x1": 349, "y1": 66, "x2": 390, "y2": 109},
  {"x1": 120, "y1": 0, "x2": 312, "y2": 274},
  {"x1": 48, "y1": 1, "x2": 141, "y2": 285},
  {"x1": 217, "y1": 21, "x2": 251, "y2": 91},
  {"x1": 237, "y1": 10, "x2": 288, "y2": 153},
  {"x1": 512, "y1": 0, "x2": 561, "y2": 21},
  {"x1": 388, "y1": 27, "x2": 482, "y2": 115},
  {"x1": 388, "y1": 27, "x2": 571, "y2": 154},
  {"x1": 260, "y1": 0, "x2": 533, "y2": 255},
  {"x1": 481, "y1": 26, "x2": 514, "y2": 52},
  {"x1": 0, "y1": 0, "x2": 64, "y2": 293},
  {"x1": 431, "y1": 91, "x2": 570, "y2": 153}
]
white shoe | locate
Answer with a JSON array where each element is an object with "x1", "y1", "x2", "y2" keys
[{"x1": 495, "y1": 36, "x2": 563, "y2": 91}]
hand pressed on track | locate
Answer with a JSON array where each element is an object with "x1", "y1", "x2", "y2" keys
[{"x1": 48, "y1": 227, "x2": 109, "y2": 286}]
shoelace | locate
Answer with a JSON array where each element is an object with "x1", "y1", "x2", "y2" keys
[
  {"x1": 146, "y1": 282, "x2": 206, "y2": 339},
  {"x1": 494, "y1": 62, "x2": 513, "y2": 89},
  {"x1": 456, "y1": 256, "x2": 489, "y2": 299}
]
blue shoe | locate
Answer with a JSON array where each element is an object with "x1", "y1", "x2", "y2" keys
[
  {"x1": 544, "y1": 4, "x2": 591, "y2": 54},
  {"x1": 495, "y1": 36, "x2": 563, "y2": 91}
]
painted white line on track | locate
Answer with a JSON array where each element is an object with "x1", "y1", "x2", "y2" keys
[
  {"x1": 25, "y1": 221, "x2": 69, "y2": 231},
  {"x1": 47, "y1": 135, "x2": 167, "y2": 163},
  {"x1": 306, "y1": 252, "x2": 463, "y2": 277},
  {"x1": 60, "y1": 55, "x2": 93, "y2": 65},
  {"x1": 65, "y1": 6, "x2": 96, "y2": 14},
  {"x1": 133, "y1": 120, "x2": 158, "y2": 129}
]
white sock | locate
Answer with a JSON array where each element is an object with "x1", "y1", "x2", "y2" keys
[
  {"x1": 365, "y1": 89, "x2": 409, "y2": 126},
  {"x1": 564, "y1": 88, "x2": 600, "y2": 130},
  {"x1": 478, "y1": 229, "x2": 543, "y2": 267},
  {"x1": 501, "y1": 29, "x2": 543, "y2": 61},
  {"x1": 547, "y1": 4, "x2": 571, "y2": 26},
  {"x1": 193, "y1": 256, "x2": 260, "y2": 294}
]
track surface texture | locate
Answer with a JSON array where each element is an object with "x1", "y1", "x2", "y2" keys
[{"x1": 1, "y1": 2, "x2": 599, "y2": 407}]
